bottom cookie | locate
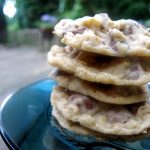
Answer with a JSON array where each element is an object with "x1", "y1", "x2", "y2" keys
[
  {"x1": 52, "y1": 104, "x2": 150, "y2": 142},
  {"x1": 51, "y1": 86, "x2": 150, "y2": 136},
  {"x1": 51, "y1": 106, "x2": 123, "y2": 149}
]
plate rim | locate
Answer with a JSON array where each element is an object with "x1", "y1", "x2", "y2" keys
[{"x1": 0, "y1": 79, "x2": 49, "y2": 149}]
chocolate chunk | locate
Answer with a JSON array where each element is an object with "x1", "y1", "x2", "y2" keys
[
  {"x1": 127, "y1": 72, "x2": 139, "y2": 80},
  {"x1": 62, "y1": 25, "x2": 86, "y2": 36},
  {"x1": 126, "y1": 26, "x2": 133, "y2": 35},
  {"x1": 121, "y1": 58, "x2": 142, "y2": 80},
  {"x1": 109, "y1": 36, "x2": 117, "y2": 51},
  {"x1": 74, "y1": 25, "x2": 79, "y2": 28},
  {"x1": 71, "y1": 27, "x2": 86, "y2": 35},
  {"x1": 83, "y1": 99, "x2": 94, "y2": 109},
  {"x1": 69, "y1": 49, "x2": 80, "y2": 58},
  {"x1": 107, "y1": 106, "x2": 132, "y2": 124},
  {"x1": 68, "y1": 94, "x2": 94, "y2": 110},
  {"x1": 127, "y1": 64, "x2": 140, "y2": 80},
  {"x1": 123, "y1": 20, "x2": 141, "y2": 35},
  {"x1": 65, "y1": 46, "x2": 79, "y2": 58}
]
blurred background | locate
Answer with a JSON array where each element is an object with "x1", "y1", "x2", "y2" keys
[
  {"x1": 0, "y1": 0, "x2": 150, "y2": 149},
  {"x1": 1, "y1": 0, "x2": 150, "y2": 98}
]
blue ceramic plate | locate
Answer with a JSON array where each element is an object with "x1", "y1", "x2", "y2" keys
[{"x1": 0, "y1": 79, "x2": 150, "y2": 150}]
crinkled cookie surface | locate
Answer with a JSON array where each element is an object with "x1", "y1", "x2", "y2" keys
[
  {"x1": 52, "y1": 103, "x2": 150, "y2": 141},
  {"x1": 54, "y1": 13, "x2": 150, "y2": 57}
]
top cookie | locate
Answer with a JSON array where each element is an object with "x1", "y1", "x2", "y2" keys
[{"x1": 54, "y1": 13, "x2": 150, "y2": 57}]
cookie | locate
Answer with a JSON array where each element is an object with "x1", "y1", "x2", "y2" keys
[
  {"x1": 54, "y1": 13, "x2": 150, "y2": 57},
  {"x1": 51, "y1": 70, "x2": 149, "y2": 105},
  {"x1": 48, "y1": 45, "x2": 150, "y2": 85},
  {"x1": 52, "y1": 103, "x2": 150, "y2": 141},
  {"x1": 51, "y1": 86, "x2": 150, "y2": 136}
]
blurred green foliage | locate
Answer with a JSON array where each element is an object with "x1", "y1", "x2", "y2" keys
[
  {"x1": 35, "y1": 21, "x2": 55, "y2": 29},
  {"x1": 0, "y1": 0, "x2": 7, "y2": 43},
  {"x1": 16, "y1": 0, "x2": 59, "y2": 28},
  {"x1": 58, "y1": 0, "x2": 150, "y2": 20},
  {"x1": 7, "y1": 17, "x2": 19, "y2": 31},
  {"x1": 13, "y1": 0, "x2": 150, "y2": 29}
]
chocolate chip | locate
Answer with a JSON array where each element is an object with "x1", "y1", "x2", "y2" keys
[
  {"x1": 126, "y1": 26, "x2": 133, "y2": 35},
  {"x1": 68, "y1": 94, "x2": 95, "y2": 110},
  {"x1": 74, "y1": 25, "x2": 79, "y2": 28},
  {"x1": 127, "y1": 64, "x2": 140, "y2": 80},
  {"x1": 83, "y1": 99, "x2": 94, "y2": 109},
  {"x1": 109, "y1": 36, "x2": 118, "y2": 51},
  {"x1": 69, "y1": 50, "x2": 80, "y2": 58},
  {"x1": 107, "y1": 31, "x2": 119, "y2": 51},
  {"x1": 65, "y1": 46, "x2": 79, "y2": 58},
  {"x1": 120, "y1": 26, "x2": 132, "y2": 36},
  {"x1": 123, "y1": 20, "x2": 141, "y2": 35},
  {"x1": 71, "y1": 27, "x2": 86, "y2": 35},
  {"x1": 127, "y1": 72, "x2": 139, "y2": 80},
  {"x1": 131, "y1": 64, "x2": 139, "y2": 71},
  {"x1": 107, "y1": 106, "x2": 131, "y2": 124}
]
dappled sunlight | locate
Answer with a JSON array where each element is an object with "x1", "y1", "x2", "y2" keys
[{"x1": 3, "y1": 0, "x2": 16, "y2": 18}]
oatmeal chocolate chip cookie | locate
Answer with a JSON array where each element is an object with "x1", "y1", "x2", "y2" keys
[
  {"x1": 52, "y1": 104, "x2": 150, "y2": 141},
  {"x1": 51, "y1": 70, "x2": 149, "y2": 105},
  {"x1": 51, "y1": 86, "x2": 150, "y2": 136},
  {"x1": 48, "y1": 45, "x2": 150, "y2": 85},
  {"x1": 54, "y1": 13, "x2": 150, "y2": 57}
]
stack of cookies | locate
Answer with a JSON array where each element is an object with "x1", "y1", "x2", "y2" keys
[{"x1": 48, "y1": 14, "x2": 150, "y2": 141}]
